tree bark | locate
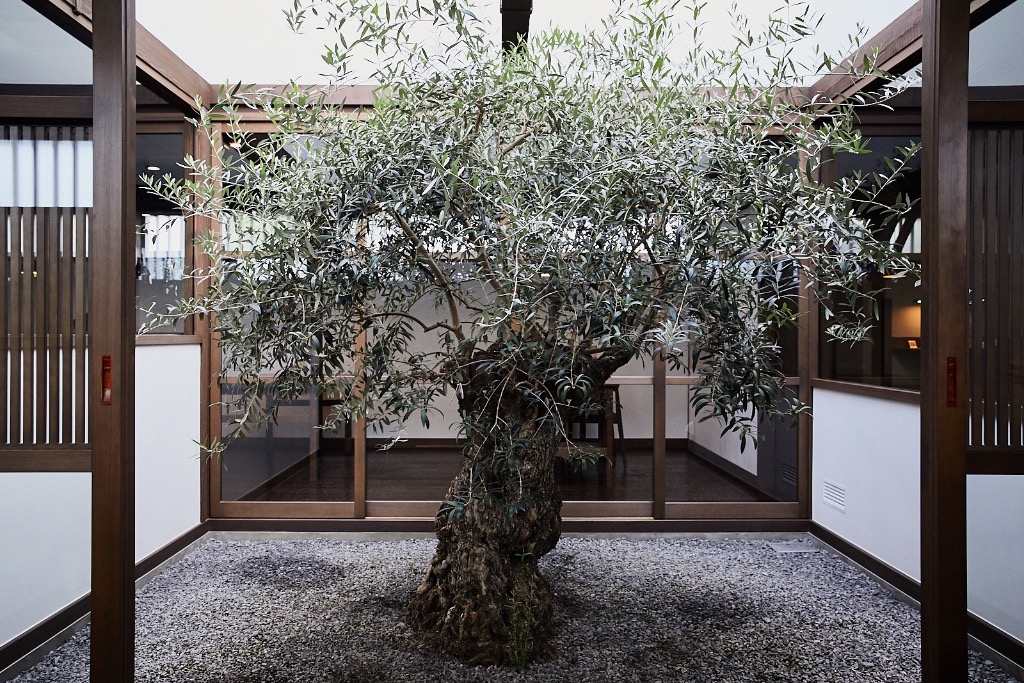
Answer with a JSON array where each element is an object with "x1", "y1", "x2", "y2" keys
[{"x1": 408, "y1": 376, "x2": 563, "y2": 666}]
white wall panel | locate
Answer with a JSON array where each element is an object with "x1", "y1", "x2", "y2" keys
[
  {"x1": 135, "y1": 344, "x2": 202, "y2": 561},
  {"x1": 0, "y1": 473, "x2": 91, "y2": 647},
  {"x1": 811, "y1": 388, "x2": 921, "y2": 580},
  {"x1": 967, "y1": 475, "x2": 1024, "y2": 645}
]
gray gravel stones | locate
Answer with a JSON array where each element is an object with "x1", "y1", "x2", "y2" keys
[{"x1": 11, "y1": 536, "x2": 1020, "y2": 682}]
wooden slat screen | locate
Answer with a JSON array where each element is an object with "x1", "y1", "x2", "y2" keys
[
  {"x1": 1, "y1": 125, "x2": 91, "y2": 448},
  {"x1": 968, "y1": 128, "x2": 1024, "y2": 450}
]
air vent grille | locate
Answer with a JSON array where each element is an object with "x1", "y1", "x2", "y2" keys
[{"x1": 823, "y1": 479, "x2": 846, "y2": 512}]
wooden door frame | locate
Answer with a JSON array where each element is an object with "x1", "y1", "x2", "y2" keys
[
  {"x1": 90, "y1": 0, "x2": 137, "y2": 680},
  {"x1": 920, "y1": 0, "x2": 971, "y2": 679}
]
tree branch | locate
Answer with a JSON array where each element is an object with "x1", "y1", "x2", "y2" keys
[
  {"x1": 390, "y1": 210, "x2": 467, "y2": 343},
  {"x1": 500, "y1": 128, "x2": 533, "y2": 156}
]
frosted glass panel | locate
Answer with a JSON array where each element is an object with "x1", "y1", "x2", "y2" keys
[
  {"x1": 0, "y1": 137, "x2": 93, "y2": 208},
  {"x1": 0, "y1": 141, "x2": 13, "y2": 205},
  {"x1": 74, "y1": 141, "x2": 93, "y2": 208},
  {"x1": 55, "y1": 140, "x2": 76, "y2": 207}
]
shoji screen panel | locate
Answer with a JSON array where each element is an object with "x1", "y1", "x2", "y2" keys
[{"x1": 1, "y1": 125, "x2": 92, "y2": 448}]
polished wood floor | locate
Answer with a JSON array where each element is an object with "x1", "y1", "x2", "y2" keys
[{"x1": 232, "y1": 444, "x2": 771, "y2": 504}]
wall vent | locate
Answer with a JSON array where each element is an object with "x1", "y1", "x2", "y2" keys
[{"x1": 823, "y1": 479, "x2": 846, "y2": 512}]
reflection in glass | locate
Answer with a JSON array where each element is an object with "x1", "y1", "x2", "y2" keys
[{"x1": 820, "y1": 136, "x2": 922, "y2": 389}]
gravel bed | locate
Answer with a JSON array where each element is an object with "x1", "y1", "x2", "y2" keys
[{"x1": 12, "y1": 537, "x2": 1019, "y2": 682}]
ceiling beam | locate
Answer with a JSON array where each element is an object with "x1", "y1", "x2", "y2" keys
[
  {"x1": 810, "y1": 0, "x2": 1016, "y2": 100},
  {"x1": 500, "y1": 0, "x2": 532, "y2": 52}
]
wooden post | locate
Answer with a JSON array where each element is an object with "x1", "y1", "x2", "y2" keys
[
  {"x1": 652, "y1": 350, "x2": 666, "y2": 518},
  {"x1": 920, "y1": 0, "x2": 970, "y2": 679},
  {"x1": 90, "y1": 0, "x2": 137, "y2": 681}
]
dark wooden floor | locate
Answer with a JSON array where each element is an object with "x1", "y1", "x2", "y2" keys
[{"x1": 235, "y1": 445, "x2": 771, "y2": 504}]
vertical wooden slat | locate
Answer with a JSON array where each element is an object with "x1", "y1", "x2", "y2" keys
[
  {"x1": 353, "y1": 329, "x2": 367, "y2": 518},
  {"x1": 1011, "y1": 129, "x2": 1019, "y2": 448},
  {"x1": 996, "y1": 130, "x2": 1012, "y2": 446},
  {"x1": 21, "y1": 202, "x2": 35, "y2": 444},
  {"x1": 74, "y1": 206, "x2": 87, "y2": 444},
  {"x1": 984, "y1": 130, "x2": 999, "y2": 446},
  {"x1": 34, "y1": 204, "x2": 47, "y2": 443},
  {"x1": 9, "y1": 202, "x2": 22, "y2": 445},
  {"x1": 920, "y1": 0, "x2": 970, "y2": 677},
  {"x1": 47, "y1": 201, "x2": 61, "y2": 444},
  {"x1": 61, "y1": 200, "x2": 75, "y2": 443},
  {"x1": 970, "y1": 132, "x2": 985, "y2": 446},
  {"x1": 1, "y1": 201, "x2": 8, "y2": 445}
]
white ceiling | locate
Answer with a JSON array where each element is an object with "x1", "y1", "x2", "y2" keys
[
  {"x1": 134, "y1": 0, "x2": 919, "y2": 86},
  {"x1": 2, "y1": 0, "x2": 1021, "y2": 89}
]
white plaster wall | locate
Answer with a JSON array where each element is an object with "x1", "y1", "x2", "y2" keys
[
  {"x1": 967, "y1": 475, "x2": 1024, "y2": 645},
  {"x1": 135, "y1": 344, "x2": 202, "y2": 561},
  {"x1": 811, "y1": 388, "x2": 921, "y2": 581},
  {"x1": 0, "y1": 344, "x2": 202, "y2": 650},
  {"x1": 813, "y1": 389, "x2": 1024, "y2": 646},
  {"x1": 0, "y1": 473, "x2": 92, "y2": 648}
]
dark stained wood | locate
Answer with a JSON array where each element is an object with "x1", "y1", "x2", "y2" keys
[
  {"x1": 46, "y1": 203, "x2": 60, "y2": 443},
  {"x1": 984, "y1": 130, "x2": 999, "y2": 446},
  {"x1": 89, "y1": 0, "x2": 137, "y2": 679},
  {"x1": 134, "y1": 23, "x2": 213, "y2": 112},
  {"x1": 966, "y1": 449, "x2": 1024, "y2": 474},
  {"x1": 9, "y1": 205, "x2": 23, "y2": 444},
  {"x1": 73, "y1": 206, "x2": 87, "y2": 444},
  {"x1": 970, "y1": 131, "x2": 986, "y2": 445},
  {"x1": 1014, "y1": 129, "x2": 1024, "y2": 449},
  {"x1": 652, "y1": 352, "x2": 666, "y2": 518},
  {"x1": 997, "y1": 130, "x2": 1012, "y2": 446},
  {"x1": 1, "y1": 199, "x2": 8, "y2": 445},
  {"x1": 0, "y1": 95, "x2": 92, "y2": 120},
  {"x1": 0, "y1": 448, "x2": 91, "y2": 471},
  {"x1": 811, "y1": 0, "x2": 1015, "y2": 101},
  {"x1": 920, "y1": 0, "x2": 971, "y2": 678},
  {"x1": 500, "y1": 0, "x2": 532, "y2": 52},
  {"x1": 134, "y1": 334, "x2": 202, "y2": 346},
  {"x1": 562, "y1": 501, "x2": 653, "y2": 518},
  {"x1": 217, "y1": 501, "x2": 356, "y2": 519},
  {"x1": 354, "y1": 331, "x2": 367, "y2": 518},
  {"x1": 809, "y1": 378, "x2": 921, "y2": 404},
  {"x1": 799, "y1": 272, "x2": 813, "y2": 520},
  {"x1": 664, "y1": 502, "x2": 800, "y2": 519},
  {"x1": 61, "y1": 204, "x2": 74, "y2": 443},
  {"x1": 20, "y1": 202, "x2": 34, "y2": 444}
]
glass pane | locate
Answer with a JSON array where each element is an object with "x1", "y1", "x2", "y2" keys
[
  {"x1": 820, "y1": 135, "x2": 922, "y2": 389},
  {"x1": 666, "y1": 385, "x2": 796, "y2": 502},
  {"x1": 219, "y1": 383, "x2": 358, "y2": 501},
  {"x1": 136, "y1": 132, "x2": 186, "y2": 333},
  {"x1": 970, "y1": 0, "x2": 1024, "y2": 87}
]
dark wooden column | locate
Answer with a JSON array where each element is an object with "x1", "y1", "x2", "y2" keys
[
  {"x1": 90, "y1": 0, "x2": 137, "y2": 681},
  {"x1": 652, "y1": 351, "x2": 666, "y2": 518},
  {"x1": 500, "y1": 0, "x2": 532, "y2": 52},
  {"x1": 920, "y1": 0, "x2": 970, "y2": 679}
]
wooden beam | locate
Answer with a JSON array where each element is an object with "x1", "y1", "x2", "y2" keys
[
  {"x1": 0, "y1": 449, "x2": 91, "y2": 472},
  {"x1": 919, "y1": 0, "x2": 970, "y2": 680},
  {"x1": 90, "y1": 0, "x2": 137, "y2": 680},
  {"x1": 500, "y1": 0, "x2": 532, "y2": 52},
  {"x1": 810, "y1": 0, "x2": 1015, "y2": 100}
]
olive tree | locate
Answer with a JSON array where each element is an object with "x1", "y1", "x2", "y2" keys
[{"x1": 148, "y1": 0, "x2": 916, "y2": 666}]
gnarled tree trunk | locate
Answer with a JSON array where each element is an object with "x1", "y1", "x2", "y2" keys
[{"x1": 408, "y1": 375, "x2": 563, "y2": 666}]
